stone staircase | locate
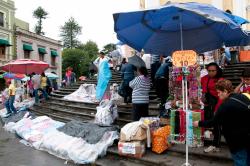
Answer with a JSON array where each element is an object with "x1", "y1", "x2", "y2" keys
[
  {"x1": 223, "y1": 62, "x2": 250, "y2": 87},
  {"x1": 27, "y1": 70, "x2": 235, "y2": 165}
]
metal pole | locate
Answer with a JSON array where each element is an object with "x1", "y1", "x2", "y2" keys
[
  {"x1": 180, "y1": 12, "x2": 191, "y2": 166},
  {"x1": 180, "y1": 14, "x2": 183, "y2": 51}
]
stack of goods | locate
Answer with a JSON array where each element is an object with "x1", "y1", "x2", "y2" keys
[
  {"x1": 118, "y1": 121, "x2": 149, "y2": 158},
  {"x1": 170, "y1": 109, "x2": 204, "y2": 147}
]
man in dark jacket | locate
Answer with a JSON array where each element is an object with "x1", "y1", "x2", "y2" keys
[
  {"x1": 194, "y1": 79, "x2": 250, "y2": 166},
  {"x1": 121, "y1": 61, "x2": 136, "y2": 103},
  {"x1": 155, "y1": 57, "x2": 172, "y2": 106}
]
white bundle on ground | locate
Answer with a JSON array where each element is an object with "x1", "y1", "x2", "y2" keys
[
  {"x1": 36, "y1": 130, "x2": 118, "y2": 164},
  {"x1": 63, "y1": 84, "x2": 97, "y2": 103},
  {"x1": 95, "y1": 100, "x2": 118, "y2": 126},
  {"x1": 6, "y1": 115, "x2": 64, "y2": 143}
]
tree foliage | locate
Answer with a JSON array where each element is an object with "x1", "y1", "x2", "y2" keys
[
  {"x1": 62, "y1": 48, "x2": 95, "y2": 78},
  {"x1": 77, "y1": 40, "x2": 99, "y2": 60},
  {"x1": 60, "y1": 17, "x2": 82, "y2": 49},
  {"x1": 33, "y1": 6, "x2": 48, "y2": 35},
  {"x1": 103, "y1": 43, "x2": 116, "y2": 54}
]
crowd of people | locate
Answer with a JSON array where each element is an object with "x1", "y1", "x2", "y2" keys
[{"x1": 2, "y1": 72, "x2": 59, "y2": 117}]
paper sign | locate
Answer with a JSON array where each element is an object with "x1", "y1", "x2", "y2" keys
[
  {"x1": 172, "y1": 50, "x2": 197, "y2": 67},
  {"x1": 120, "y1": 143, "x2": 136, "y2": 154}
]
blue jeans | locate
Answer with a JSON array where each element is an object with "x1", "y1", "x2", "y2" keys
[
  {"x1": 5, "y1": 96, "x2": 17, "y2": 114},
  {"x1": 231, "y1": 149, "x2": 250, "y2": 166},
  {"x1": 34, "y1": 88, "x2": 48, "y2": 103}
]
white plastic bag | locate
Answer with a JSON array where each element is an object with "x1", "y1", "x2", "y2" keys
[{"x1": 94, "y1": 100, "x2": 118, "y2": 126}]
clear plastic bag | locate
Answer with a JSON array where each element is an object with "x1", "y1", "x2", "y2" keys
[{"x1": 94, "y1": 100, "x2": 118, "y2": 126}]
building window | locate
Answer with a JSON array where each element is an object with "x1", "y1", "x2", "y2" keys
[
  {"x1": 0, "y1": 12, "x2": 4, "y2": 27},
  {"x1": 51, "y1": 56, "x2": 56, "y2": 66},
  {"x1": 39, "y1": 53, "x2": 44, "y2": 61},
  {"x1": 0, "y1": 46, "x2": 5, "y2": 59},
  {"x1": 24, "y1": 50, "x2": 31, "y2": 59}
]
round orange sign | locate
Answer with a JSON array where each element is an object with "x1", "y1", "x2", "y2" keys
[{"x1": 172, "y1": 50, "x2": 197, "y2": 67}]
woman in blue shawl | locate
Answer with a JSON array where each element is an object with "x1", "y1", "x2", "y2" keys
[{"x1": 96, "y1": 60, "x2": 112, "y2": 101}]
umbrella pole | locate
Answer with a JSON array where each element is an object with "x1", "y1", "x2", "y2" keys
[{"x1": 179, "y1": 13, "x2": 191, "y2": 166}]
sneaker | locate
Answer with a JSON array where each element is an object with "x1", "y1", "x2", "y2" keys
[
  {"x1": 204, "y1": 146, "x2": 220, "y2": 153},
  {"x1": 3, "y1": 113, "x2": 11, "y2": 118}
]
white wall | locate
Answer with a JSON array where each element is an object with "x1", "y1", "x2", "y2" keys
[
  {"x1": 211, "y1": 0, "x2": 223, "y2": 10},
  {"x1": 145, "y1": 0, "x2": 160, "y2": 8},
  {"x1": 233, "y1": 0, "x2": 247, "y2": 29}
]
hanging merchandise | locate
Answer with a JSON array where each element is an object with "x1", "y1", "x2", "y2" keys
[
  {"x1": 170, "y1": 109, "x2": 204, "y2": 147},
  {"x1": 169, "y1": 65, "x2": 202, "y2": 107}
]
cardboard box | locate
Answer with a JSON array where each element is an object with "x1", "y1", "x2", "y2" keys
[{"x1": 118, "y1": 141, "x2": 145, "y2": 158}]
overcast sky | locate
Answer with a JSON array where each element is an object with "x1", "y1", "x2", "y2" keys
[{"x1": 14, "y1": 0, "x2": 140, "y2": 49}]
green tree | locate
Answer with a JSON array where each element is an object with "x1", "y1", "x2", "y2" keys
[
  {"x1": 78, "y1": 40, "x2": 99, "y2": 60},
  {"x1": 33, "y1": 6, "x2": 48, "y2": 35},
  {"x1": 103, "y1": 43, "x2": 116, "y2": 54},
  {"x1": 62, "y1": 49, "x2": 90, "y2": 78},
  {"x1": 60, "y1": 17, "x2": 82, "y2": 48}
]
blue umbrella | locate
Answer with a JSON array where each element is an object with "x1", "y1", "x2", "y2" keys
[{"x1": 113, "y1": 2, "x2": 250, "y2": 56}]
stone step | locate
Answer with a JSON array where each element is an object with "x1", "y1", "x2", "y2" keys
[
  {"x1": 224, "y1": 62, "x2": 250, "y2": 68},
  {"x1": 48, "y1": 97, "x2": 160, "y2": 115},
  {"x1": 29, "y1": 105, "x2": 130, "y2": 127},
  {"x1": 44, "y1": 101, "x2": 133, "y2": 119},
  {"x1": 223, "y1": 69, "x2": 243, "y2": 74}
]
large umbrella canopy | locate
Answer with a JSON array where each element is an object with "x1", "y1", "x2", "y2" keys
[
  {"x1": 1, "y1": 59, "x2": 49, "y2": 74},
  {"x1": 3, "y1": 73, "x2": 25, "y2": 80},
  {"x1": 113, "y1": 2, "x2": 250, "y2": 56},
  {"x1": 128, "y1": 55, "x2": 146, "y2": 68},
  {"x1": 45, "y1": 72, "x2": 59, "y2": 79}
]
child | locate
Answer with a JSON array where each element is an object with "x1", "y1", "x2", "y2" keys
[{"x1": 234, "y1": 68, "x2": 250, "y2": 94}]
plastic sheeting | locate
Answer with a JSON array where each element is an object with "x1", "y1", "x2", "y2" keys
[
  {"x1": 7, "y1": 116, "x2": 65, "y2": 143},
  {"x1": 36, "y1": 130, "x2": 118, "y2": 164},
  {"x1": 63, "y1": 84, "x2": 97, "y2": 103},
  {"x1": 3, "y1": 115, "x2": 119, "y2": 164},
  {"x1": 58, "y1": 120, "x2": 118, "y2": 144}
]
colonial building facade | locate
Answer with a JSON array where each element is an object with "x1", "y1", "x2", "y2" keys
[
  {"x1": 0, "y1": 0, "x2": 62, "y2": 82},
  {"x1": 15, "y1": 27, "x2": 62, "y2": 82},
  {"x1": 0, "y1": 0, "x2": 14, "y2": 65}
]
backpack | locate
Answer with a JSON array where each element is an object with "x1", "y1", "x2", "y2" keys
[{"x1": 230, "y1": 93, "x2": 250, "y2": 110}]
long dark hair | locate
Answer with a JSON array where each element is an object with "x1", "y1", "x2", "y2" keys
[
  {"x1": 41, "y1": 72, "x2": 46, "y2": 77},
  {"x1": 206, "y1": 62, "x2": 222, "y2": 78},
  {"x1": 138, "y1": 66, "x2": 148, "y2": 77}
]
